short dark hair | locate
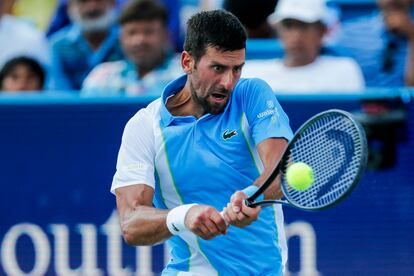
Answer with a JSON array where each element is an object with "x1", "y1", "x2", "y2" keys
[
  {"x1": 184, "y1": 10, "x2": 247, "y2": 62},
  {"x1": 0, "y1": 56, "x2": 45, "y2": 89},
  {"x1": 119, "y1": 0, "x2": 168, "y2": 27}
]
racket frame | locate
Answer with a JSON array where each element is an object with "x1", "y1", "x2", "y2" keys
[{"x1": 245, "y1": 109, "x2": 368, "y2": 211}]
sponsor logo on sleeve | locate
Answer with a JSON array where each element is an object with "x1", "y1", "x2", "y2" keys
[{"x1": 257, "y1": 101, "x2": 280, "y2": 124}]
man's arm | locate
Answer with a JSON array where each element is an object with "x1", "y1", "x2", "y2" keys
[
  {"x1": 223, "y1": 137, "x2": 288, "y2": 227},
  {"x1": 116, "y1": 184, "x2": 227, "y2": 246},
  {"x1": 253, "y1": 137, "x2": 288, "y2": 200},
  {"x1": 116, "y1": 184, "x2": 171, "y2": 246}
]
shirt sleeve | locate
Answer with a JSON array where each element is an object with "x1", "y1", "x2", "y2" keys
[
  {"x1": 111, "y1": 109, "x2": 156, "y2": 194},
  {"x1": 238, "y1": 78, "x2": 293, "y2": 145}
]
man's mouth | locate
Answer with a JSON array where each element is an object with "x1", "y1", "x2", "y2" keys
[
  {"x1": 211, "y1": 92, "x2": 226, "y2": 99},
  {"x1": 210, "y1": 92, "x2": 228, "y2": 103}
]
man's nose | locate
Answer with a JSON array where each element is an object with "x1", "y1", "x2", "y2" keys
[
  {"x1": 220, "y1": 71, "x2": 235, "y2": 91},
  {"x1": 131, "y1": 32, "x2": 146, "y2": 44}
]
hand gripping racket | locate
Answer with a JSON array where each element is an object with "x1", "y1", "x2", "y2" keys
[{"x1": 246, "y1": 109, "x2": 368, "y2": 211}]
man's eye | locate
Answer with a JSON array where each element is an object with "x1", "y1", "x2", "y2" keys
[
  {"x1": 234, "y1": 67, "x2": 242, "y2": 73},
  {"x1": 213, "y1": 66, "x2": 222, "y2": 72}
]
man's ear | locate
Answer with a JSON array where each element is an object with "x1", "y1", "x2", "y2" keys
[{"x1": 181, "y1": 51, "x2": 194, "y2": 74}]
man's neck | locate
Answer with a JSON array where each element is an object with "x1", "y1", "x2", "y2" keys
[
  {"x1": 166, "y1": 83, "x2": 203, "y2": 118},
  {"x1": 83, "y1": 31, "x2": 108, "y2": 50},
  {"x1": 284, "y1": 55, "x2": 317, "y2": 67},
  {"x1": 137, "y1": 53, "x2": 166, "y2": 78}
]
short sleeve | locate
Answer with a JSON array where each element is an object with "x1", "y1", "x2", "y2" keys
[
  {"x1": 111, "y1": 109, "x2": 156, "y2": 194},
  {"x1": 238, "y1": 78, "x2": 293, "y2": 144}
]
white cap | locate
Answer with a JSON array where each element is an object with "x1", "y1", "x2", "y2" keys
[{"x1": 272, "y1": 0, "x2": 328, "y2": 24}]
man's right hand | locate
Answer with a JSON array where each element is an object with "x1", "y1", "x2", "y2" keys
[{"x1": 184, "y1": 205, "x2": 227, "y2": 240}]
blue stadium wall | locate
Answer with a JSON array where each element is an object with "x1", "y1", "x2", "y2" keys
[{"x1": 0, "y1": 91, "x2": 413, "y2": 275}]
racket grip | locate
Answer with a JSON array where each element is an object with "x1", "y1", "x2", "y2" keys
[{"x1": 244, "y1": 198, "x2": 254, "y2": 207}]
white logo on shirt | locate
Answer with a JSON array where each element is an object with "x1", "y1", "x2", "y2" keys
[
  {"x1": 257, "y1": 107, "x2": 279, "y2": 119},
  {"x1": 267, "y1": 100, "x2": 275, "y2": 109},
  {"x1": 125, "y1": 163, "x2": 148, "y2": 171}
]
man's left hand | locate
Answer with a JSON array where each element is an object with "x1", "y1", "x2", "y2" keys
[{"x1": 222, "y1": 191, "x2": 261, "y2": 228}]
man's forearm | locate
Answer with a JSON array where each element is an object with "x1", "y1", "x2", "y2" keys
[
  {"x1": 253, "y1": 138, "x2": 287, "y2": 200},
  {"x1": 120, "y1": 206, "x2": 171, "y2": 246},
  {"x1": 252, "y1": 168, "x2": 283, "y2": 200}
]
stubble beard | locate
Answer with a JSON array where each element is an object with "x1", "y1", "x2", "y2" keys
[{"x1": 189, "y1": 81, "x2": 228, "y2": 115}]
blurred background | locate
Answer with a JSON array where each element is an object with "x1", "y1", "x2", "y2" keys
[{"x1": 0, "y1": 0, "x2": 413, "y2": 275}]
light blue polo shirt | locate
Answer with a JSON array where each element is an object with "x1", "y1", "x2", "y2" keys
[{"x1": 112, "y1": 75, "x2": 293, "y2": 275}]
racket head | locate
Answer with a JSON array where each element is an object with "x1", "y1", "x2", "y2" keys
[{"x1": 279, "y1": 109, "x2": 368, "y2": 211}]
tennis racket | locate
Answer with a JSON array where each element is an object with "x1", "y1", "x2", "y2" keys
[{"x1": 246, "y1": 109, "x2": 368, "y2": 211}]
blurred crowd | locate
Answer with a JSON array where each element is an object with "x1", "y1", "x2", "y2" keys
[{"x1": 1, "y1": 0, "x2": 414, "y2": 95}]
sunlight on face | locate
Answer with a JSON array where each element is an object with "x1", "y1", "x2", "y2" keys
[{"x1": 188, "y1": 46, "x2": 245, "y2": 115}]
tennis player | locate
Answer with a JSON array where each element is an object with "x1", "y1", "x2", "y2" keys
[{"x1": 111, "y1": 10, "x2": 293, "y2": 275}]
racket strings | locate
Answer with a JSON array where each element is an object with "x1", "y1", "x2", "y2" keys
[{"x1": 282, "y1": 113, "x2": 365, "y2": 209}]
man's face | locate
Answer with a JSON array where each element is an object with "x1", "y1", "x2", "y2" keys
[
  {"x1": 1, "y1": 65, "x2": 42, "y2": 92},
  {"x1": 277, "y1": 19, "x2": 325, "y2": 66},
  {"x1": 68, "y1": 0, "x2": 115, "y2": 32},
  {"x1": 184, "y1": 46, "x2": 245, "y2": 115},
  {"x1": 121, "y1": 20, "x2": 167, "y2": 69},
  {"x1": 70, "y1": 0, "x2": 113, "y2": 20}
]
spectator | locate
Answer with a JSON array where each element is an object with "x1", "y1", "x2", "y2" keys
[
  {"x1": 242, "y1": 0, "x2": 365, "y2": 93},
  {"x1": 0, "y1": 4, "x2": 50, "y2": 68},
  {"x1": 336, "y1": 0, "x2": 414, "y2": 87},
  {"x1": 81, "y1": 0, "x2": 181, "y2": 97},
  {"x1": 0, "y1": 56, "x2": 45, "y2": 92},
  {"x1": 47, "y1": 0, "x2": 130, "y2": 37},
  {"x1": 49, "y1": 0, "x2": 123, "y2": 90},
  {"x1": 47, "y1": 0, "x2": 182, "y2": 51},
  {"x1": 223, "y1": 0, "x2": 278, "y2": 38}
]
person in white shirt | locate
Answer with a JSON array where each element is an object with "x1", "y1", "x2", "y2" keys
[{"x1": 243, "y1": 0, "x2": 365, "y2": 93}]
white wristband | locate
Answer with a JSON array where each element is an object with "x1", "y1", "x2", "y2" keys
[{"x1": 166, "y1": 204, "x2": 197, "y2": 235}]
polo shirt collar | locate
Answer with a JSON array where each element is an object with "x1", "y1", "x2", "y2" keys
[{"x1": 160, "y1": 75, "x2": 188, "y2": 127}]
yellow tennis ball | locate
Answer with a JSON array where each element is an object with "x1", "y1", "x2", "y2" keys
[{"x1": 285, "y1": 162, "x2": 314, "y2": 191}]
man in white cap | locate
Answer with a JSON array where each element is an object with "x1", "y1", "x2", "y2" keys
[{"x1": 243, "y1": 0, "x2": 365, "y2": 93}]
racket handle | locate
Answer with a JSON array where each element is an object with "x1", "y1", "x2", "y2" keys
[{"x1": 244, "y1": 198, "x2": 254, "y2": 207}]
